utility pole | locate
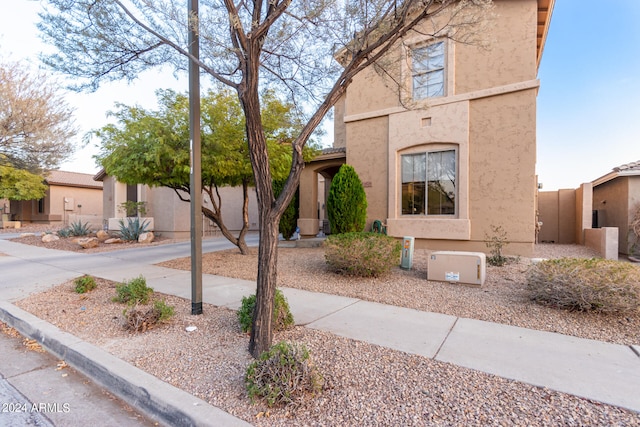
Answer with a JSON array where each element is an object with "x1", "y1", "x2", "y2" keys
[{"x1": 188, "y1": 0, "x2": 203, "y2": 315}]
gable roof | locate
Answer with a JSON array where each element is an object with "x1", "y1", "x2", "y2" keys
[
  {"x1": 45, "y1": 170, "x2": 103, "y2": 190},
  {"x1": 592, "y1": 160, "x2": 640, "y2": 187}
]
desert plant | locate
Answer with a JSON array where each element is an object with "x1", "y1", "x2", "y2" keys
[
  {"x1": 57, "y1": 228, "x2": 73, "y2": 238},
  {"x1": 273, "y1": 179, "x2": 298, "y2": 240},
  {"x1": 123, "y1": 300, "x2": 174, "y2": 332},
  {"x1": 485, "y1": 225, "x2": 509, "y2": 266},
  {"x1": 68, "y1": 220, "x2": 92, "y2": 236},
  {"x1": 238, "y1": 289, "x2": 294, "y2": 333},
  {"x1": 326, "y1": 164, "x2": 368, "y2": 234},
  {"x1": 629, "y1": 204, "x2": 640, "y2": 258},
  {"x1": 74, "y1": 275, "x2": 97, "y2": 293},
  {"x1": 119, "y1": 200, "x2": 147, "y2": 217},
  {"x1": 118, "y1": 217, "x2": 150, "y2": 241},
  {"x1": 527, "y1": 258, "x2": 640, "y2": 314},
  {"x1": 113, "y1": 275, "x2": 154, "y2": 305},
  {"x1": 245, "y1": 341, "x2": 323, "y2": 407},
  {"x1": 324, "y1": 232, "x2": 401, "y2": 277}
]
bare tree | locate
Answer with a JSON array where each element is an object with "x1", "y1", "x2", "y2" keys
[
  {"x1": 38, "y1": 0, "x2": 493, "y2": 357},
  {"x1": 0, "y1": 60, "x2": 76, "y2": 174}
]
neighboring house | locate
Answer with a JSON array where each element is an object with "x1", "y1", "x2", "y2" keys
[
  {"x1": 592, "y1": 160, "x2": 640, "y2": 255},
  {"x1": 10, "y1": 170, "x2": 103, "y2": 228},
  {"x1": 94, "y1": 170, "x2": 259, "y2": 239},
  {"x1": 299, "y1": 0, "x2": 555, "y2": 257}
]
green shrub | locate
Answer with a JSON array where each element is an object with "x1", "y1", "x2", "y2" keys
[
  {"x1": 118, "y1": 217, "x2": 150, "y2": 241},
  {"x1": 245, "y1": 341, "x2": 323, "y2": 407},
  {"x1": 326, "y1": 164, "x2": 368, "y2": 234},
  {"x1": 324, "y1": 232, "x2": 401, "y2": 277},
  {"x1": 238, "y1": 289, "x2": 294, "y2": 333},
  {"x1": 485, "y1": 225, "x2": 509, "y2": 266},
  {"x1": 273, "y1": 179, "x2": 298, "y2": 240},
  {"x1": 113, "y1": 276, "x2": 154, "y2": 305},
  {"x1": 527, "y1": 258, "x2": 640, "y2": 314},
  {"x1": 154, "y1": 299, "x2": 175, "y2": 323},
  {"x1": 74, "y1": 275, "x2": 97, "y2": 293}
]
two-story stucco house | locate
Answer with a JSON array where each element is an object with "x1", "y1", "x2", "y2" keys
[{"x1": 298, "y1": 0, "x2": 555, "y2": 257}]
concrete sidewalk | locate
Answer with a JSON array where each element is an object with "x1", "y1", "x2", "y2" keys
[{"x1": 1, "y1": 237, "x2": 639, "y2": 426}]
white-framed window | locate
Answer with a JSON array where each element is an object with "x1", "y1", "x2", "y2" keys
[
  {"x1": 401, "y1": 149, "x2": 456, "y2": 215},
  {"x1": 412, "y1": 41, "x2": 445, "y2": 100}
]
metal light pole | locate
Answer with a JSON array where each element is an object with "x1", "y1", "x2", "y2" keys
[{"x1": 188, "y1": 0, "x2": 203, "y2": 315}]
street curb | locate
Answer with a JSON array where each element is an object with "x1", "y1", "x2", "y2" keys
[{"x1": 0, "y1": 301, "x2": 251, "y2": 427}]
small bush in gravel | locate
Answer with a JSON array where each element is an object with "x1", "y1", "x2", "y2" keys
[
  {"x1": 123, "y1": 300, "x2": 175, "y2": 332},
  {"x1": 113, "y1": 275, "x2": 154, "y2": 305},
  {"x1": 527, "y1": 258, "x2": 640, "y2": 314},
  {"x1": 326, "y1": 164, "x2": 368, "y2": 234},
  {"x1": 324, "y1": 232, "x2": 401, "y2": 277},
  {"x1": 485, "y1": 225, "x2": 509, "y2": 266},
  {"x1": 238, "y1": 289, "x2": 294, "y2": 333},
  {"x1": 74, "y1": 275, "x2": 97, "y2": 294},
  {"x1": 245, "y1": 341, "x2": 323, "y2": 407}
]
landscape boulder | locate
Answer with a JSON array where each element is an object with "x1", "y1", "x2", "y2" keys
[
  {"x1": 96, "y1": 230, "x2": 110, "y2": 242},
  {"x1": 105, "y1": 238, "x2": 123, "y2": 244},
  {"x1": 42, "y1": 234, "x2": 59, "y2": 243},
  {"x1": 138, "y1": 232, "x2": 155, "y2": 244},
  {"x1": 77, "y1": 237, "x2": 99, "y2": 249}
]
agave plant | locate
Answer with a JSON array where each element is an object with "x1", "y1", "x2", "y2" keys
[{"x1": 118, "y1": 217, "x2": 150, "y2": 241}]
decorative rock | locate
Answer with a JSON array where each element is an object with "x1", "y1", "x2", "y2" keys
[
  {"x1": 96, "y1": 230, "x2": 110, "y2": 242},
  {"x1": 104, "y1": 238, "x2": 123, "y2": 244},
  {"x1": 185, "y1": 326, "x2": 198, "y2": 332},
  {"x1": 19, "y1": 233, "x2": 36, "y2": 238},
  {"x1": 138, "y1": 232, "x2": 155, "y2": 244},
  {"x1": 41, "y1": 234, "x2": 60, "y2": 243},
  {"x1": 77, "y1": 237, "x2": 99, "y2": 249}
]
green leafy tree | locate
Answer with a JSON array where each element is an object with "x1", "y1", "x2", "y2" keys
[
  {"x1": 327, "y1": 165, "x2": 368, "y2": 234},
  {"x1": 94, "y1": 88, "x2": 315, "y2": 254},
  {"x1": 0, "y1": 166, "x2": 48, "y2": 200},
  {"x1": 38, "y1": 0, "x2": 492, "y2": 356}
]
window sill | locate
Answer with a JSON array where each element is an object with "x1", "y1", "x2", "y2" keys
[{"x1": 386, "y1": 218, "x2": 470, "y2": 240}]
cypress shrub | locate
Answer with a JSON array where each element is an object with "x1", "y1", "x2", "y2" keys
[
  {"x1": 273, "y1": 179, "x2": 298, "y2": 240},
  {"x1": 326, "y1": 164, "x2": 368, "y2": 234}
]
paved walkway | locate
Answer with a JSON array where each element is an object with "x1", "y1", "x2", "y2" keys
[{"x1": 0, "y1": 236, "x2": 639, "y2": 426}]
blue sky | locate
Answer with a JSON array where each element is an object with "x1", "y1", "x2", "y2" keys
[{"x1": 2, "y1": 1, "x2": 640, "y2": 191}]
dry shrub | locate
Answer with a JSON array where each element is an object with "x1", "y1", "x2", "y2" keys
[
  {"x1": 245, "y1": 341, "x2": 323, "y2": 407},
  {"x1": 123, "y1": 300, "x2": 174, "y2": 332},
  {"x1": 527, "y1": 258, "x2": 640, "y2": 314},
  {"x1": 324, "y1": 232, "x2": 401, "y2": 277}
]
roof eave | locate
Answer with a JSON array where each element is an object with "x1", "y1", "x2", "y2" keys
[{"x1": 537, "y1": 0, "x2": 555, "y2": 71}]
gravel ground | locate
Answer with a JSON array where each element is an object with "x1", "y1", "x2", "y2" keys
[{"x1": 12, "y1": 237, "x2": 640, "y2": 426}]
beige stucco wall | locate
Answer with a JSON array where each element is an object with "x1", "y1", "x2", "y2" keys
[
  {"x1": 11, "y1": 185, "x2": 102, "y2": 226},
  {"x1": 538, "y1": 191, "x2": 559, "y2": 243},
  {"x1": 593, "y1": 177, "x2": 630, "y2": 254}
]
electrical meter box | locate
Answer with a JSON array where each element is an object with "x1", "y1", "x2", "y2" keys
[
  {"x1": 427, "y1": 251, "x2": 486, "y2": 286},
  {"x1": 400, "y1": 236, "x2": 414, "y2": 269}
]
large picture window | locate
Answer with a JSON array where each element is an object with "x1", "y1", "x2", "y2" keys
[
  {"x1": 402, "y1": 150, "x2": 456, "y2": 215},
  {"x1": 412, "y1": 41, "x2": 445, "y2": 99}
]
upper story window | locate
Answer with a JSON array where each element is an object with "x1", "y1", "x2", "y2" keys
[
  {"x1": 401, "y1": 149, "x2": 456, "y2": 215},
  {"x1": 412, "y1": 41, "x2": 445, "y2": 100}
]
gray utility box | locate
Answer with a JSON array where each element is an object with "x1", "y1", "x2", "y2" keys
[
  {"x1": 427, "y1": 251, "x2": 486, "y2": 286},
  {"x1": 400, "y1": 236, "x2": 414, "y2": 269}
]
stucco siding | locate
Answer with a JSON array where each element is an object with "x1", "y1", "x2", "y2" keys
[
  {"x1": 593, "y1": 177, "x2": 630, "y2": 254},
  {"x1": 468, "y1": 89, "x2": 537, "y2": 255},
  {"x1": 346, "y1": 116, "x2": 389, "y2": 230}
]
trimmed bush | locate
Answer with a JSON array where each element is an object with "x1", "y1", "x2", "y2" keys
[
  {"x1": 113, "y1": 275, "x2": 154, "y2": 305},
  {"x1": 245, "y1": 341, "x2": 323, "y2": 407},
  {"x1": 238, "y1": 289, "x2": 294, "y2": 333},
  {"x1": 74, "y1": 275, "x2": 97, "y2": 294},
  {"x1": 326, "y1": 164, "x2": 368, "y2": 234},
  {"x1": 485, "y1": 225, "x2": 509, "y2": 266},
  {"x1": 527, "y1": 258, "x2": 640, "y2": 314},
  {"x1": 273, "y1": 179, "x2": 298, "y2": 240},
  {"x1": 324, "y1": 232, "x2": 402, "y2": 277}
]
